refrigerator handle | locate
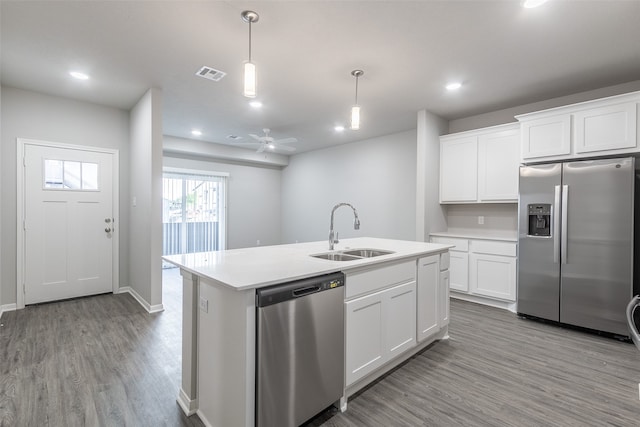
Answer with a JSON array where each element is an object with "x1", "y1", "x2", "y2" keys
[
  {"x1": 561, "y1": 184, "x2": 569, "y2": 264},
  {"x1": 553, "y1": 185, "x2": 561, "y2": 263}
]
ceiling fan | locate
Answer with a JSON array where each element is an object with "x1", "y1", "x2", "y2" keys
[{"x1": 237, "y1": 128, "x2": 297, "y2": 153}]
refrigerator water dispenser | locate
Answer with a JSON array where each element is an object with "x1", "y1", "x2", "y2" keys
[{"x1": 527, "y1": 204, "x2": 551, "y2": 237}]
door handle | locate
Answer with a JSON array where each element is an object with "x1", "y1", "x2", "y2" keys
[
  {"x1": 561, "y1": 185, "x2": 568, "y2": 264},
  {"x1": 553, "y1": 185, "x2": 561, "y2": 263}
]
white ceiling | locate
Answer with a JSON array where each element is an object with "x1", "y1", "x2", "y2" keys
[{"x1": 2, "y1": 1, "x2": 640, "y2": 154}]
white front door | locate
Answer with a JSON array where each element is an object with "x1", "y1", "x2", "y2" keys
[{"x1": 22, "y1": 142, "x2": 115, "y2": 304}]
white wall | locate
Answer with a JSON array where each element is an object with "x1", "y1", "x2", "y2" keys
[
  {"x1": 163, "y1": 141, "x2": 283, "y2": 249},
  {"x1": 449, "y1": 80, "x2": 640, "y2": 133},
  {"x1": 281, "y1": 130, "x2": 417, "y2": 244},
  {"x1": 128, "y1": 88, "x2": 163, "y2": 310},
  {"x1": 0, "y1": 86, "x2": 130, "y2": 306}
]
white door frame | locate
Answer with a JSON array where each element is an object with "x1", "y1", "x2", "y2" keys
[{"x1": 16, "y1": 138, "x2": 120, "y2": 309}]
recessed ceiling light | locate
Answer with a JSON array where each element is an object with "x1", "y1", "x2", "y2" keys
[
  {"x1": 250, "y1": 101, "x2": 262, "y2": 108},
  {"x1": 446, "y1": 82, "x2": 462, "y2": 91},
  {"x1": 69, "y1": 71, "x2": 89, "y2": 80},
  {"x1": 334, "y1": 125, "x2": 345, "y2": 132},
  {"x1": 191, "y1": 129, "x2": 202, "y2": 136},
  {"x1": 523, "y1": 0, "x2": 549, "y2": 8}
]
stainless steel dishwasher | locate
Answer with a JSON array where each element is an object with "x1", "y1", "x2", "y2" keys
[{"x1": 256, "y1": 272, "x2": 345, "y2": 427}]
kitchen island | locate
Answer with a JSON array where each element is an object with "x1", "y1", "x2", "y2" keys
[{"x1": 164, "y1": 237, "x2": 451, "y2": 427}]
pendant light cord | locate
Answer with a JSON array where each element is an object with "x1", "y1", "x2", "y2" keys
[{"x1": 248, "y1": 21, "x2": 252, "y2": 63}]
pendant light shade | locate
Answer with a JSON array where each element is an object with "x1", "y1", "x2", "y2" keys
[
  {"x1": 244, "y1": 62, "x2": 256, "y2": 98},
  {"x1": 241, "y1": 10, "x2": 259, "y2": 98},
  {"x1": 350, "y1": 70, "x2": 364, "y2": 130},
  {"x1": 350, "y1": 105, "x2": 361, "y2": 131}
]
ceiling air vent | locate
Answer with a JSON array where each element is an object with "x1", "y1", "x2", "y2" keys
[
  {"x1": 196, "y1": 66, "x2": 226, "y2": 82},
  {"x1": 227, "y1": 135, "x2": 242, "y2": 140}
]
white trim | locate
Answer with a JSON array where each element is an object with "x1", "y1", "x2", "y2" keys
[
  {"x1": 0, "y1": 303, "x2": 18, "y2": 319},
  {"x1": 195, "y1": 409, "x2": 213, "y2": 427},
  {"x1": 163, "y1": 166, "x2": 229, "y2": 177},
  {"x1": 450, "y1": 292, "x2": 517, "y2": 313},
  {"x1": 117, "y1": 286, "x2": 165, "y2": 314},
  {"x1": 16, "y1": 138, "x2": 120, "y2": 309},
  {"x1": 177, "y1": 388, "x2": 198, "y2": 417}
]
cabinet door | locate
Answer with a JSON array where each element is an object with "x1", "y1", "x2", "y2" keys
[
  {"x1": 439, "y1": 270, "x2": 450, "y2": 328},
  {"x1": 521, "y1": 115, "x2": 571, "y2": 160},
  {"x1": 417, "y1": 255, "x2": 439, "y2": 342},
  {"x1": 385, "y1": 281, "x2": 417, "y2": 359},
  {"x1": 440, "y1": 136, "x2": 478, "y2": 202},
  {"x1": 345, "y1": 291, "x2": 385, "y2": 386},
  {"x1": 469, "y1": 253, "x2": 516, "y2": 301},
  {"x1": 449, "y1": 251, "x2": 469, "y2": 292},
  {"x1": 478, "y1": 128, "x2": 519, "y2": 202},
  {"x1": 574, "y1": 102, "x2": 637, "y2": 154}
]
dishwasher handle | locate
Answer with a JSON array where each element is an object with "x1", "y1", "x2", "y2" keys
[{"x1": 292, "y1": 285, "x2": 321, "y2": 297}]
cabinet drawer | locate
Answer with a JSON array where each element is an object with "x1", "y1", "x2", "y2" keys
[
  {"x1": 430, "y1": 237, "x2": 468, "y2": 252},
  {"x1": 469, "y1": 240, "x2": 516, "y2": 257},
  {"x1": 345, "y1": 260, "x2": 416, "y2": 300}
]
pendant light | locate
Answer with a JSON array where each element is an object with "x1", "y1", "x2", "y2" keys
[
  {"x1": 350, "y1": 70, "x2": 364, "y2": 130},
  {"x1": 241, "y1": 10, "x2": 259, "y2": 98}
]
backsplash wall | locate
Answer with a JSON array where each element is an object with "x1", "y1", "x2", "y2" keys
[{"x1": 445, "y1": 204, "x2": 518, "y2": 233}]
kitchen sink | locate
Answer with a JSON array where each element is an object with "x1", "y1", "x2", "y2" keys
[
  {"x1": 341, "y1": 249, "x2": 395, "y2": 258},
  {"x1": 310, "y1": 248, "x2": 395, "y2": 261},
  {"x1": 310, "y1": 252, "x2": 362, "y2": 261}
]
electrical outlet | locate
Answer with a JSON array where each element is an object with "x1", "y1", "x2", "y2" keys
[
  {"x1": 256, "y1": 239, "x2": 261, "y2": 246},
  {"x1": 478, "y1": 215, "x2": 485, "y2": 225},
  {"x1": 199, "y1": 297, "x2": 208, "y2": 313}
]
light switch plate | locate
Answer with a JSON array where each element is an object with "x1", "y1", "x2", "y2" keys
[
  {"x1": 478, "y1": 216, "x2": 485, "y2": 225},
  {"x1": 199, "y1": 297, "x2": 208, "y2": 313}
]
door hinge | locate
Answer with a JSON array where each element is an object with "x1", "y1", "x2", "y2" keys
[
  {"x1": 23, "y1": 220, "x2": 26, "y2": 231},
  {"x1": 23, "y1": 156, "x2": 26, "y2": 167}
]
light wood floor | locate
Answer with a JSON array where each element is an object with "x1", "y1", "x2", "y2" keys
[{"x1": 2, "y1": 269, "x2": 639, "y2": 426}]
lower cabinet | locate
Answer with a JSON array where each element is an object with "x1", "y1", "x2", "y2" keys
[
  {"x1": 345, "y1": 281, "x2": 416, "y2": 386},
  {"x1": 469, "y1": 252, "x2": 516, "y2": 301},
  {"x1": 417, "y1": 255, "x2": 439, "y2": 341},
  {"x1": 431, "y1": 236, "x2": 517, "y2": 304}
]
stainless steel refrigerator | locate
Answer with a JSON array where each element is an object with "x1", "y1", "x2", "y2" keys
[{"x1": 518, "y1": 157, "x2": 637, "y2": 337}]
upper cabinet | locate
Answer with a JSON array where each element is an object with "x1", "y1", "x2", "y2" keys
[
  {"x1": 440, "y1": 123, "x2": 519, "y2": 204},
  {"x1": 517, "y1": 91, "x2": 640, "y2": 163}
]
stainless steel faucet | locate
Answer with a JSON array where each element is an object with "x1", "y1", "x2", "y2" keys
[{"x1": 329, "y1": 203, "x2": 360, "y2": 250}]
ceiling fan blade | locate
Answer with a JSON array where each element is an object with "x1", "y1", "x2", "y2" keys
[
  {"x1": 249, "y1": 134, "x2": 263, "y2": 141},
  {"x1": 256, "y1": 144, "x2": 266, "y2": 153},
  {"x1": 273, "y1": 137, "x2": 297, "y2": 144},
  {"x1": 275, "y1": 145, "x2": 296, "y2": 152}
]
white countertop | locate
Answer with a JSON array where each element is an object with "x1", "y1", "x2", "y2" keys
[
  {"x1": 430, "y1": 230, "x2": 517, "y2": 242},
  {"x1": 163, "y1": 237, "x2": 451, "y2": 291}
]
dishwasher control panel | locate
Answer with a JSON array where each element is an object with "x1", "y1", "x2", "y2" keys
[{"x1": 256, "y1": 272, "x2": 344, "y2": 307}]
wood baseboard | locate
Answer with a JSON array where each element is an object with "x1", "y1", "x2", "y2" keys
[{"x1": 116, "y1": 286, "x2": 164, "y2": 314}]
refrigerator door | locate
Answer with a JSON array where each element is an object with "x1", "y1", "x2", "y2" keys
[
  {"x1": 518, "y1": 163, "x2": 562, "y2": 321},
  {"x1": 561, "y1": 158, "x2": 634, "y2": 335}
]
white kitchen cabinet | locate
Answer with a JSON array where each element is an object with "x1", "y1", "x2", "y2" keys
[
  {"x1": 345, "y1": 290, "x2": 385, "y2": 385},
  {"x1": 429, "y1": 236, "x2": 468, "y2": 292},
  {"x1": 574, "y1": 101, "x2": 637, "y2": 154},
  {"x1": 478, "y1": 127, "x2": 520, "y2": 201},
  {"x1": 385, "y1": 282, "x2": 417, "y2": 358},
  {"x1": 520, "y1": 114, "x2": 571, "y2": 161},
  {"x1": 430, "y1": 235, "x2": 517, "y2": 308},
  {"x1": 469, "y1": 253, "x2": 516, "y2": 301},
  {"x1": 440, "y1": 123, "x2": 519, "y2": 203},
  {"x1": 417, "y1": 255, "x2": 439, "y2": 342},
  {"x1": 440, "y1": 136, "x2": 477, "y2": 202},
  {"x1": 345, "y1": 280, "x2": 417, "y2": 386},
  {"x1": 517, "y1": 91, "x2": 640, "y2": 163}
]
